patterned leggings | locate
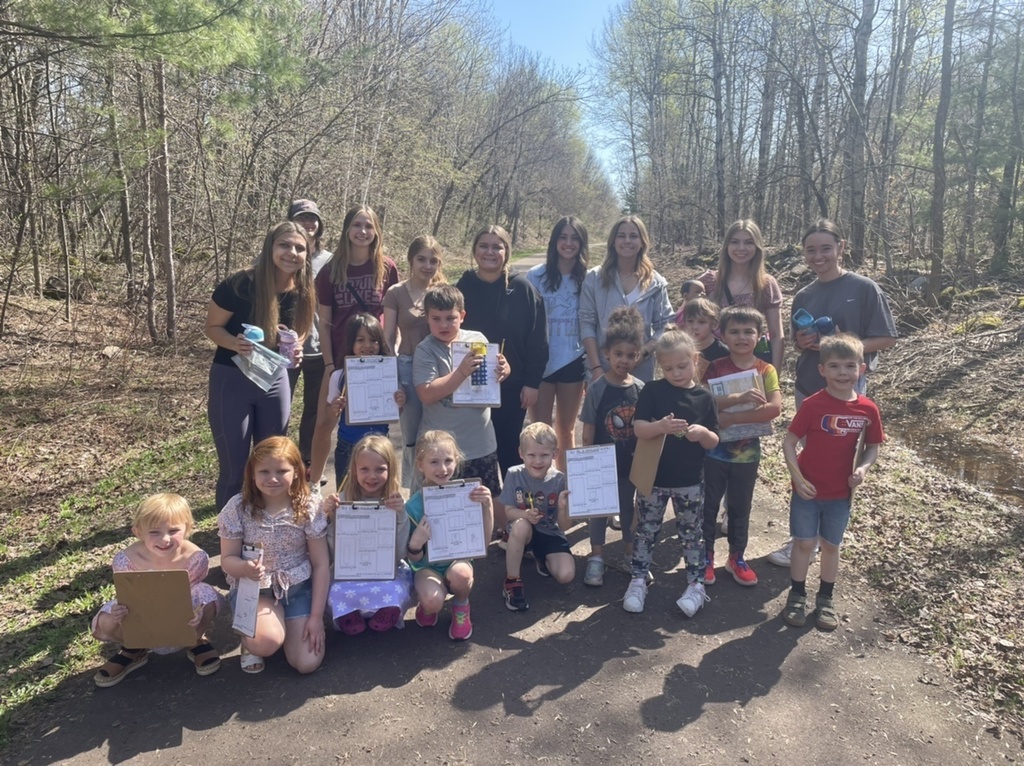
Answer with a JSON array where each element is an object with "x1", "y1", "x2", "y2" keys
[{"x1": 630, "y1": 484, "x2": 705, "y2": 585}]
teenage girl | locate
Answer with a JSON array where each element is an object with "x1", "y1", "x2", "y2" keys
[
  {"x1": 405, "y1": 430, "x2": 494, "y2": 641},
  {"x1": 578, "y1": 306, "x2": 646, "y2": 587},
  {"x1": 526, "y1": 216, "x2": 589, "y2": 470},
  {"x1": 697, "y1": 219, "x2": 784, "y2": 370},
  {"x1": 456, "y1": 225, "x2": 548, "y2": 477},
  {"x1": 324, "y1": 434, "x2": 415, "y2": 634},
  {"x1": 321, "y1": 313, "x2": 406, "y2": 482},
  {"x1": 205, "y1": 221, "x2": 315, "y2": 509},
  {"x1": 92, "y1": 493, "x2": 222, "y2": 687},
  {"x1": 579, "y1": 215, "x2": 674, "y2": 384},
  {"x1": 218, "y1": 436, "x2": 330, "y2": 674},
  {"x1": 383, "y1": 235, "x2": 446, "y2": 486},
  {"x1": 310, "y1": 205, "x2": 400, "y2": 485},
  {"x1": 623, "y1": 328, "x2": 719, "y2": 617}
]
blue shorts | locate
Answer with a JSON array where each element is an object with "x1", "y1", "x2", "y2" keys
[
  {"x1": 230, "y1": 577, "x2": 313, "y2": 621},
  {"x1": 789, "y1": 494, "x2": 851, "y2": 547}
]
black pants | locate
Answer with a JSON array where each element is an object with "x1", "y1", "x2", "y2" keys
[
  {"x1": 702, "y1": 456, "x2": 759, "y2": 557},
  {"x1": 491, "y1": 382, "x2": 528, "y2": 479},
  {"x1": 288, "y1": 354, "x2": 326, "y2": 464}
]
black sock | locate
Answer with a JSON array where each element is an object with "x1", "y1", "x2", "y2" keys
[
  {"x1": 791, "y1": 579, "x2": 806, "y2": 597},
  {"x1": 818, "y1": 580, "x2": 835, "y2": 599}
]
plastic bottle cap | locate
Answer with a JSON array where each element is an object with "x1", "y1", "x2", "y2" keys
[{"x1": 241, "y1": 324, "x2": 264, "y2": 342}]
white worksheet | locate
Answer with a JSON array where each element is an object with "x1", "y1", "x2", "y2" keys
[
  {"x1": 705, "y1": 369, "x2": 773, "y2": 442},
  {"x1": 565, "y1": 444, "x2": 622, "y2": 518},
  {"x1": 231, "y1": 544, "x2": 263, "y2": 638},
  {"x1": 451, "y1": 342, "x2": 502, "y2": 407},
  {"x1": 343, "y1": 355, "x2": 400, "y2": 424},
  {"x1": 422, "y1": 479, "x2": 487, "y2": 560},
  {"x1": 333, "y1": 501, "x2": 398, "y2": 580}
]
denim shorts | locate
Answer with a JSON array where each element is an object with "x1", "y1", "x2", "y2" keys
[
  {"x1": 789, "y1": 494, "x2": 851, "y2": 547},
  {"x1": 230, "y1": 577, "x2": 313, "y2": 621}
]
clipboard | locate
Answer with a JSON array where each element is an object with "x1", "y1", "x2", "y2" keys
[
  {"x1": 421, "y1": 478, "x2": 487, "y2": 560},
  {"x1": 113, "y1": 569, "x2": 196, "y2": 648},
  {"x1": 566, "y1": 444, "x2": 621, "y2": 518},
  {"x1": 451, "y1": 342, "x2": 502, "y2": 407},
  {"x1": 231, "y1": 544, "x2": 263, "y2": 638},
  {"x1": 334, "y1": 501, "x2": 398, "y2": 580},
  {"x1": 629, "y1": 435, "x2": 665, "y2": 497},
  {"x1": 343, "y1": 355, "x2": 400, "y2": 425}
]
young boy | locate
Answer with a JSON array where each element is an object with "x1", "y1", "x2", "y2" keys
[
  {"x1": 673, "y1": 280, "x2": 706, "y2": 325},
  {"x1": 496, "y1": 422, "x2": 573, "y2": 611},
  {"x1": 781, "y1": 333, "x2": 883, "y2": 631},
  {"x1": 682, "y1": 297, "x2": 730, "y2": 383},
  {"x1": 413, "y1": 284, "x2": 510, "y2": 497},
  {"x1": 701, "y1": 306, "x2": 781, "y2": 587}
]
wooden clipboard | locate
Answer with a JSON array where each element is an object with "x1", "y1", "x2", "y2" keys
[
  {"x1": 628, "y1": 435, "x2": 665, "y2": 498},
  {"x1": 114, "y1": 569, "x2": 195, "y2": 648}
]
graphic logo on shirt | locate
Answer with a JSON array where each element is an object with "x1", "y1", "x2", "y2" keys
[
  {"x1": 547, "y1": 492, "x2": 558, "y2": 510},
  {"x1": 515, "y1": 488, "x2": 525, "y2": 507},
  {"x1": 604, "y1": 404, "x2": 637, "y2": 441},
  {"x1": 820, "y1": 414, "x2": 868, "y2": 436},
  {"x1": 534, "y1": 491, "x2": 546, "y2": 511}
]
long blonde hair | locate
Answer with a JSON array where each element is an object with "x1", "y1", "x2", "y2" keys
[
  {"x1": 471, "y1": 225, "x2": 513, "y2": 289},
  {"x1": 339, "y1": 434, "x2": 401, "y2": 501},
  {"x1": 329, "y1": 205, "x2": 388, "y2": 290},
  {"x1": 713, "y1": 219, "x2": 771, "y2": 311},
  {"x1": 406, "y1": 234, "x2": 447, "y2": 285},
  {"x1": 601, "y1": 215, "x2": 654, "y2": 291},
  {"x1": 238, "y1": 221, "x2": 315, "y2": 345}
]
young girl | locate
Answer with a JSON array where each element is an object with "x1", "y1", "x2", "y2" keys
[
  {"x1": 526, "y1": 217, "x2": 589, "y2": 470},
  {"x1": 578, "y1": 306, "x2": 646, "y2": 587},
  {"x1": 92, "y1": 494, "x2": 223, "y2": 687},
  {"x1": 310, "y1": 205, "x2": 400, "y2": 484},
  {"x1": 405, "y1": 430, "x2": 494, "y2": 641},
  {"x1": 383, "y1": 235, "x2": 446, "y2": 486},
  {"x1": 218, "y1": 436, "x2": 330, "y2": 674},
  {"x1": 324, "y1": 434, "x2": 415, "y2": 634},
  {"x1": 623, "y1": 328, "x2": 719, "y2": 617},
  {"x1": 322, "y1": 313, "x2": 406, "y2": 481},
  {"x1": 697, "y1": 219, "x2": 784, "y2": 370}
]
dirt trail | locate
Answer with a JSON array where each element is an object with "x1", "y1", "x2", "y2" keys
[{"x1": 6, "y1": 254, "x2": 1017, "y2": 765}]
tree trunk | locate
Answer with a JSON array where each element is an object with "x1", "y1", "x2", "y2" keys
[
  {"x1": 926, "y1": 0, "x2": 956, "y2": 303},
  {"x1": 153, "y1": 58, "x2": 176, "y2": 341},
  {"x1": 846, "y1": 0, "x2": 874, "y2": 266}
]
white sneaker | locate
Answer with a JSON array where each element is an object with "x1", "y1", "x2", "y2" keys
[
  {"x1": 676, "y1": 582, "x2": 709, "y2": 617},
  {"x1": 584, "y1": 557, "x2": 605, "y2": 587},
  {"x1": 767, "y1": 539, "x2": 818, "y2": 567},
  {"x1": 622, "y1": 578, "x2": 648, "y2": 613},
  {"x1": 609, "y1": 515, "x2": 622, "y2": 530},
  {"x1": 623, "y1": 553, "x2": 655, "y2": 585}
]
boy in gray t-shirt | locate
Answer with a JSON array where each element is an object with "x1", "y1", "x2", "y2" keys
[
  {"x1": 495, "y1": 422, "x2": 572, "y2": 611},
  {"x1": 413, "y1": 285, "x2": 510, "y2": 498}
]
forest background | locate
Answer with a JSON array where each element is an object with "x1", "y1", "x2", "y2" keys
[{"x1": 1, "y1": 0, "x2": 1023, "y2": 751}]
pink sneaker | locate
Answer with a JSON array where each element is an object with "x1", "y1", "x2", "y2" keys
[
  {"x1": 448, "y1": 602, "x2": 473, "y2": 641},
  {"x1": 415, "y1": 604, "x2": 438, "y2": 628},
  {"x1": 368, "y1": 606, "x2": 401, "y2": 632},
  {"x1": 336, "y1": 611, "x2": 366, "y2": 635},
  {"x1": 726, "y1": 552, "x2": 758, "y2": 586}
]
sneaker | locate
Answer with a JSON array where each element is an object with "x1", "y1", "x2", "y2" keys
[
  {"x1": 767, "y1": 539, "x2": 819, "y2": 567},
  {"x1": 623, "y1": 553, "x2": 655, "y2": 585},
  {"x1": 503, "y1": 579, "x2": 529, "y2": 611},
  {"x1": 415, "y1": 604, "x2": 438, "y2": 628},
  {"x1": 609, "y1": 514, "x2": 622, "y2": 530},
  {"x1": 815, "y1": 595, "x2": 838, "y2": 631},
  {"x1": 583, "y1": 557, "x2": 605, "y2": 587},
  {"x1": 449, "y1": 602, "x2": 473, "y2": 640},
  {"x1": 782, "y1": 590, "x2": 807, "y2": 627},
  {"x1": 725, "y1": 552, "x2": 758, "y2": 586},
  {"x1": 704, "y1": 554, "x2": 716, "y2": 586},
  {"x1": 622, "y1": 578, "x2": 647, "y2": 613},
  {"x1": 535, "y1": 558, "x2": 551, "y2": 577},
  {"x1": 676, "y1": 582, "x2": 709, "y2": 617}
]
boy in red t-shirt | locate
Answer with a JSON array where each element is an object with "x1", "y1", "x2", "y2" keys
[{"x1": 781, "y1": 334, "x2": 884, "y2": 631}]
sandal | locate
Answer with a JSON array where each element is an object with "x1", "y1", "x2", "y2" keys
[
  {"x1": 239, "y1": 650, "x2": 265, "y2": 674},
  {"x1": 187, "y1": 642, "x2": 221, "y2": 677},
  {"x1": 94, "y1": 648, "x2": 149, "y2": 688}
]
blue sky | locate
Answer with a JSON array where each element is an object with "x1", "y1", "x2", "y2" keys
[
  {"x1": 489, "y1": 0, "x2": 620, "y2": 72},
  {"x1": 489, "y1": 0, "x2": 621, "y2": 182}
]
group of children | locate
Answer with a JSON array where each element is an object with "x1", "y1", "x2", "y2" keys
[{"x1": 92, "y1": 244, "x2": 885, "y2": 686}]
